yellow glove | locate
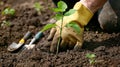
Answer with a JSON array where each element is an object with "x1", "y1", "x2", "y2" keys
[{"x1": 47, "y1": 2, "x2": 93, "y2": 53}]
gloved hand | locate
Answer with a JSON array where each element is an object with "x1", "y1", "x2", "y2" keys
[{"x1": 47, "y1": 2, "x2": 93, "y2": 53}]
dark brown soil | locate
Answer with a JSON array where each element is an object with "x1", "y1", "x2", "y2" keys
[{"x1": 0, "y1": 0, "x2": 120, "y2": 67}]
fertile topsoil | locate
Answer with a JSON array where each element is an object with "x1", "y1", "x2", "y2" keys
[{"x1": 0, "y1": 0, "x2": 120, "y2": 67}]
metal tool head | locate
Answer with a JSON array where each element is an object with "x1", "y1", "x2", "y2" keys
[
  {"x1": 7, "y1": 42, "x2": 23, "y2": 52},
  {"x1": 7, "y1": 31, "x2": 32, "y2": 52}
]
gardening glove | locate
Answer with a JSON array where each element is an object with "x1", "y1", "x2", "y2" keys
[{"x1": 47, "y1": 2, "x2": 93, "y2": 53}]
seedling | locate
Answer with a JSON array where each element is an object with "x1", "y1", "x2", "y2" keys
[
  {"x1": 38, "y1": 1, "x2": 80, "y2": 53},
  {"x1": 2, "y1": 7, "x2": 15, "y2": 16},
  {"x1": 1, "y1": 20, "x2": 11, "y2": 27},
  {"x1": 86, "y1": 53, "x2": 96, "y2": 65},
  {"x1": 52, "y1": 1, "x2": 81, "y2": 53},
  {"x1": 33, "y1": 2, "x2": 43, "y2": 14}
]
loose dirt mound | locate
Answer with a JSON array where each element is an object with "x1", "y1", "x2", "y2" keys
[{"x1": 0, "y1": 0, "x2": 120, "y2": 67}]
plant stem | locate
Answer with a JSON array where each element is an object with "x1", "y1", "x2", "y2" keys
[
  {"x1": 56, "y1": 36, "x2": 62, "y2": 54},
  {"x1": 56, "y1": 12, "x2": 64, "y2": 54},
  {"x1": 60, "y1": 12, "x2": 64, "y2": 37}
]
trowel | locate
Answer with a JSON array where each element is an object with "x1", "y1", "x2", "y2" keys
[
  {"x1": 20, "y1": 31, "x2": 43, "y2": 51},
  {"x1": 8, "y1": 23, "x2": 55, "y2": 52},
  {"x1": 20, "y1": 23, "x2": 56, "y2": 51},
  {"x1": 7, "y1": 31, "x2": 31, "y2": 52}
]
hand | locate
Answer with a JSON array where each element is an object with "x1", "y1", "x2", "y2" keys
[
  {"x1": 47, "y1": 2, "x2": 93, "y2": 53},
  {"x1": 47, "y1": 20, "x2": 84, "y2": 52}
]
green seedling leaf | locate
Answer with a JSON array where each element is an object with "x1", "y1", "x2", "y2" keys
[
  {"x1": 1, "y1": 20, "x2": 11, "y2": 27},
  {"x1": 86, "y1": 53, "x2": 96, "y2": 65},
  {"x1": 58, "y1": 1, "x2": 67, "y2": 12},
  {"x1": 66, "y1": 22, "x2": 80, "y2": 33},
  {"x1": 2, "y1": 7, "x2": 15, "y2": 16},
  {"x1": 54, "y1": 13, "x2": 63, "y2": 20},
  {"x1": 86, "y1": 53, "x2": 96, "y2": 59},
  {"x1": 52, "y1": 8, "x2": 63, "y2": 12},
  {"x1": 64, "y1": 9, "x2": 76, "y2": 16},
  {"x1": 53, "y1": 1, "x2": 67, "y2": 12},
  {"x1": 34, "y1": 2, "x2": 42, "y2": 11},
  {"x1": 89, "y1": 59, "x2": 95, "y2": 64},
  {"x1": 41, "y1": 23, "x2": 56, "y2": 32}
]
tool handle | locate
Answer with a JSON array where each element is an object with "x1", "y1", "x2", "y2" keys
[
  {"x1": 34, "y1": 31, "x2": 43, "y2": 40},
  {"x1": 23, "y1": 31, "x2": 31, "y2": 40},
  {"x1": 19, "y1": 31, "x2": 31, "y2": 44},
  {"x1": 28, "y1": 31, "x2": 43, "y2": 45}
]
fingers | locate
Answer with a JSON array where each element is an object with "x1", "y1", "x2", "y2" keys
[
  {"x1": 49, "y1": 27, "x2": 84, "y2": 52},
  {"x1": 50, "y1": 32, "x2": 60, "y2": 53},
  {"x1": 74, "y1": 41, "x2": 83, "y2": 51},
  {"x1": 47, "y1": 28, "x2": 56, "y2": 41}
]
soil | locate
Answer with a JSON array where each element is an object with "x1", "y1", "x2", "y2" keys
[{"x1": 0, "y1": 0, "x2": 120, "y2": 67}]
